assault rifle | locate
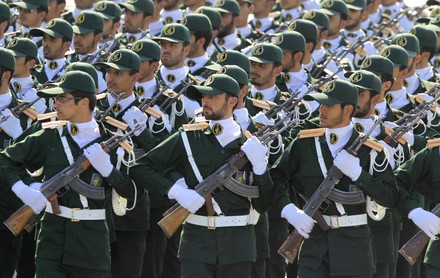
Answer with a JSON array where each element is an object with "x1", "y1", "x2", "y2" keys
[
  {"x1": 399, "y1": 203, "x2": 440, "y2": 265},
  {"x1": 138, "y1": 81, "x2": 169, "y2": 115},
  {"x1": 4, "y1": 124, "x2": 144, "y2": 236},
  {"x1": 94, "y1": 92, "x2": 125, "y2": 122},
  {"x1": 159, "y1": 79, "x2": 195, "y2": 112},
  {"x1": 158, "y1": 95, "x2": 307, "y2": 238},
  {"x1": 278, "y1": 116, "x2": 383, "y2": 263},
  {"x1": 0, "y1": 97, "x2": 41, "y2": 125}
]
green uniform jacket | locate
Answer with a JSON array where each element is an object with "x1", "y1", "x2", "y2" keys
[
  {"x1": 395, "y1": 145, "x2": 440, "y2": 268},
  {"x1": 130, "y1": 127, "x2": 273, "y2": 265},
  {"x1": 0, "y1": 125, "x2": 132, "y2": 270},
  {"x1": 270, "y1": 128, "x2": 398, "y2": 276}
]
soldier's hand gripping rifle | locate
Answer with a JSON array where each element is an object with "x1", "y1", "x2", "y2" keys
[
  {"x1": 399, "y1": 203, "x2": 440, "y2": 265},
  {"x1": 159, "y1": 79, "x2": 195, "y2": 112},
  {"x1": 4, "y1": 123, "x2": 145, "y2": 236},
  {"x1": 277, "y1": 116, "x2": 383, "y2": 263},
  {"x1": 158, "y1": 95, "x2": 307, "y2": 238},
  {"x1": 0, "y1": 96, "x2": 42, "y2": 125}
]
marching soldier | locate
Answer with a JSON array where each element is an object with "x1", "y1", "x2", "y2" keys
[
  {"x1": 0, "y1": 1, "x2": 11, "y2": 48},
  {"x1": 194, "y1": 6, "x2": 222, "y2": 58},
  {"x1": 320, "y1": 0, "x2": 349, "y2": 52},
  {"x1": 130, "y1": 73, "x2": 273, "y2": 277},
  {"x1": 149, "y1": 0, "x2": 166, "y2": 37},
  {"x1": 250, "y1": 0, "x2": 279, "y2": 34},
  {"x1": 160, "y1": 0, "x2": 184, "y2": 24},
  {"x1": 119, "y1": 0, "x2": 155, "y2": 47},
  {"x1": 93, "y1": 1, "x2": 122, "y2": 54},
  {"x1": 236, "y1": 0, "x2": 255, "y2": 39},
  {"x1": 270, "y1": 79, "x2": 398, "y2": 277},
  {"x1": 411, "y1": 25, "x2": 438, "y2": 83}
]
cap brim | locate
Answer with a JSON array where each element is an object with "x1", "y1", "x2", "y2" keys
[
  {"x1": 347, "y1": 5, "x2": 364, "y2": 10},
  {"x1": 9, "y1": 49, "x2": 27, "y2": 57},
  {"x1": 186, "y1": 85, "x2": 223, "y2": 100},
  {"x1": 406, "y1": 50, "x2": 417, "y2": 58},
  {"x1": 119, "y1": 3, "x2": 142, "y2": 13},
  {"x1": 205, "y1": 64, "x2": 221, "y2": 71},
  {"x1": 72, "y1": 25, "x2": 96, "y2": 35},
  {"x1": 303, "y1": 93, "x2": 342, "y2": 105},
  {"x1": 95, "y1": 62, "x2": 132, "y2": 71},
  {"x1": 320, "y1": 8, "x2": 339, "y2": 16},
  {"x1": 249, "y1": 56, "x2": 273, "y2": 64},
  {"x1": 215, "y1": 7, "x2": 232, "y2": 14},
  {"x1": 99, "y1": 13, "x2": 116, "y2": 20},
  {"x1": 30, "y1": 28, "x2": 64, "y2": 38},
  {"x1": 151, "y1": 36, "x2": 185, "y2": 43},
  {"x1": 37, "y1": 87, "x2": 75, "y2": 97},
  {"x1": 138, "y1": 55, "x2": 155, "y2": 61},
  {"x1": 425, "y1": 24, "x2": 440, "y2": 32},
  {"x1": 9, "y1": 2, "x2": 39, "y2": 9}
]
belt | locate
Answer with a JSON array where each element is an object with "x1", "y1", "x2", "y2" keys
[
  {"x1": 185, "y1": 212, "x2": 259, "y2": 230},
  {"x1": 45, "y1": 204, "x2": 106, "y2": 222},
  {"x1": 322, "y1": 213, "x2": 368, "y2": 229}
]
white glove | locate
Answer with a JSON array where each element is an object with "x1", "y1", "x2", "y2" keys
[
  {"x1": 167, "y1": 178, "x2": 205, "y2": 213},
  {"x1": 252, "y1": 111, "x2": 275, "y2": 126},
  {"x1": 12, "y1": 181, "x2": 47, "y2": 214},
  {"x1": 281, "y1": 203, "x2": 314, "y2": 238},
  {"x1": 84, "y1": 143, "x2": 113, "y2": 177},
  {"x1": 409, "y1": 207, "x2": 440, "y2": 240},
  {"x1": 383, "y1": 121, "x2": 414, "y2": 146},
  {"x1": 29, "y1": 182, "x2": 43, "y2": 191},
  {"x1": 241, "y1": 136, "x2": 267, "y2": 175},
  {"x1": 333, "y1": 149, "x2": 362, "y2": 181},
  {"x1": 122, "y1": 106, "x2": 147, "y2": 136},
  {"x1": 21, "y1": 92, "x2": 47, "y2": 114},
  {"x1": 0, "y1": 108, "x2": 23, "y2": 140}
]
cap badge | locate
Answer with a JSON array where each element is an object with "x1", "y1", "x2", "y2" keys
[
  {"x1": 396, "y1": 36, "x2": 407, "y2": 47},
  {"x1": 217, "y1": 52, "x2": 228, "y2": 63},
  {"x1": 252, "y1": 45, "x2": 264, "y2": 56},
  {"x1": 132, "y1": 41, "x2": 143, "y2": 52},
  {"x1": 46, "y1": 19, "x2": 56, "y2": 28},
  {"x1": 351, "y1": 72, "x2": 363, "y2": 83},
  {"x1": 76, "y1": 13, "x2": 85, "y2": 24},
  {"x1": 361, "y1": 57, "x2": 372, "y2": 68},
  {"x1": 164, "y1": 25, "x2": 176, "y2": 36},
  {"x1": 111, "y1": 51, "x2": 122, "y2": 62},
  {"x1": 324, "y1": 81, "x2": 336, "y2": 93}
]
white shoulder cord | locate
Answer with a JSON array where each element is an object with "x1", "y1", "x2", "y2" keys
[
  {"x1": 171, "y1": 101, "x2": 185, "y2": 126},
  {"x1": 413, "y1": 121, "x2": 427, "y2": 136},
  {"x1": 148, "y1": 116, "x2": 167, "y2": 134},
  {"x1": 427, "y1": 111, "x2": 440, "y2": 127},
  {"x1": 393, "y1": 143, "x2": 406, "y2": 167},
  {"x1": 268, "y1": 134, "x2": 284, "y2": 155},
  {"x1": 298, "y1": 101, "x2": 312, "y2": 120},
  {"x1": 314, "y1": 137, "x2": 346, "y2": 216},
  {"x1": 57, "y1": 127, "x2": 89, "y2": 209},
  {"x1": 366, "y1": 149, "x2": 388, "y2": 221}
]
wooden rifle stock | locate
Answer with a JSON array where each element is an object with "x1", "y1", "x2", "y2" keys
[{"x1": 399, "y1": 203, "x2": 440, "y2": 265}]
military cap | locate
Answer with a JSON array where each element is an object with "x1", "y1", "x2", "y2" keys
[
  {"x1": 218, "y1": 65, "x2": 248, "y2": 86},
  {"x1": 153, "y1": 23, "x2": 190, "y2": 43},
  {"x1": 214, "y1": 0, "x2": 240, "y2": 16},
  {"x1": 96, "y1": 49, "x2": 141, "y2": 72},
  {"x1": 94, "y1": 1, "x2": 122, "y2": 21},
  {"x1": 410, "y1": 25, "x2": 438, "y2": 50},
  {"x1": 288, "y1": 19, "x2": 318, "y2": 44},
  {"x1": 274, "y1": 31, "x2": 306, "y2": 53},
  {"x1": 349, "y1": 70, "x2": 382, "y2": 94},
  {"x1": 391, "y1": 33, "x2": 420, "y2": 57},
  {"x1": 119, "y1": 0, "x2": 154, "y2": 16},
  {"x1": 426, "y1": 15, "x2": 440, "y2": 32},
  {"x1": 131, "y1": 39, "x2": 161, "y2": 61},
  {"x1": 344, "y1": 0, "x2": 366, "y2": 11},
  {"x1": 427, "y1": 0, "x2": 440, "y2": 5},
  {"x1": 6, "y1": 38, "x2": 38, "y2": 60},
  {"x1": 37, "y1": 71, "x2": 96, "y2": 97},
  {"x1": 304, "y1": 79, "x2": 358, "y2": 106},
  {"x1": 0, "y1": 1, "x2": 10, "y2": 20},
  {"x1": 72, "y1": 11, "x2": 104, "y2": 34},
  {"x1": 359, "y1": 55, "x2": 394, "y2": 77},
  {"x1": 380, "y1": 45, "x2": 408, "y2": 68},
  {"x1": 66, "y1": 62, "x2": 99, "y2": 89},
  {"x1": 30, "y1": 18, "x2": 73, "y2": 40},
  {"x1": 249, "y1": 43, "x2": 283, "y2": 64},
  {"x1": 180, "y1": 13, "x2": 212, "y2": 33},
  {"x1": 195, "y1": 7, "x2": 222, "y2": 30},
  {"x1": 320, "y1": 0, "x2": 349, "y2": 20},
  {"x1": 186, "y1": 74, "x2": 240, "y2": 99},
  {"x1": 10, "y1": 0, "x2": 48, "y2": 10},
  {"x1": 237, "y1": 0, "x2": 252, "y2": 4},
  {"x1": 302, "y1": 9, "x2": 330, "y2": 30},
  {"x1": 0, "y1": 48, "x2": 15, "y2": 72},
  {"x1": 205, "y1": 50, "x2": 251, "y2": 73}
]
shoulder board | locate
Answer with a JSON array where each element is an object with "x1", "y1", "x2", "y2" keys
[
  {"x1": 104, "y1": 116, "x2": 128, "y2": 131},
  {"x1": 119, "y1": 140, "x2": 133, "y2": 153},
  {"x1": 244, "y1": 130, "x2": 253, "y2": 139},
  {"x1": 42, "y1": 120, "x2": 68, "y2": 129},
  {"x1": 299, "y1": 128, "x2": 325, "y2": 139},
  {"x1": 390, "y1": 108, "x2": 405, "y2": 119},
  {"x1": 182, "y1": 122, "x2": 209, "y2": 132},
  {"x1": 269, "y1": 11, "x2": 281, "y2": 19},
  {"x1": 427, "y1": 138, "x2": 440, "y2": 149},
  {"x1": 96, "y1": 92, "x2": 107, "y2": 100},
  {"x1": 251, "y1": 98, "x2": 276, "y2": 110},
  {"x1": 65, "y1": 49, "x2": 76, "y2": 57},
  {"x1": 345, "y1": 41, "x2": 366, "y2": 56},
  {"x1": 145, "y1": 106, "x2": 163, "y2": 119},
  {"x1": 384, "y1": 126, "x2": 408, "y2": 145},
  {"x1": 38, "y1": 111, "x2": 57, "y2": 121},
  {"x1": 363, "y1": 138, "x2": 384, "y2": 152},
  {"x1": 194, "y1": 107, "x2": 203, "y2": 116}
]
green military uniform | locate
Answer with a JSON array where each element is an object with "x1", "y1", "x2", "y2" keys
[
  {"x1": 270, "y1": 80, "x2": 398, "y2": 277},
  {"x1": 118, "y1": 0, "x2": 154, "y2": 47},
  {"x1": 130, "y1": 74, "x2": 273, "y2": 277}
]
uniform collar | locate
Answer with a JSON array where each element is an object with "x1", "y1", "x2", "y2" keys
[
  {"x1": 342, "y1": 29, "x2": 365, "y2": 43},
  {"x1": 374, "y1": 100, "x2": 389, "y2": 117},
  {"x1": 209, "y1": 116, "x2": 241, "y2": 148},
  {"x1": 44, "y1": 58, "x2": 66, "y2": 80},
  {"x1": 67, "y1": 119, "x2": 100, "y2": 148},
  {"x1": 352, "y1": 116, "x2": 381, "y2": 138},
  {"x1": 250, "y1": 85, "x2": 277, "y2": 101},
  {"x1": 312, "y1": 47, "x2": 326, "y2": 64},
  {"x1": 251, "y1": 16, "x2": 273, "y2": 32},
  {"x1": 160, "y1": 66, "x2": 189, "y2": 89},
  {"x1": 107, "y1": 92, "x2": 136, "y2": 117},
  {"x1": 0, "y1": 91, "x2": 12, "y2": 111},
  {"x1": 385, "y1": 87, "x2": 410, "y2": 110},
  {"x1": 125, "y1": 31, "x2": 149, "y2": 43},
  {"x1": 149, "y1": 20, "x2": 164, "y2": 36},
  {"x1": 185, "y1": 53, "x2": 209, "y2": 73},
  {"x1": 237, "y1": 25, "x2": 252, "y2": 38},
  {"x1": 281, "y1": 7, "x2": 302, "y2": 21},
  {"x1": 415, "y1": 65, "x2": 434, "y2": 81},
  {"x1": 11, "y1": 76, "x2": 34, "y2": 97},
  {"x1": 136, "y1": 79, "x2": 157, "y2": 99},
  {"x1": 325, "y1": 123, "x2": 353, "y2": 158},
  {"x1": 404, "y1": 73, "x2": 419, "y2": 95},
  {"x1": 215, "y1": 31, "x2": 241, "y2": 50},
  {"x1": 322, "y1": 35, "x2": 343, "y2": 52},
  {"x1": 160, "y1": 9, "x2": 183, "y2": 24}
]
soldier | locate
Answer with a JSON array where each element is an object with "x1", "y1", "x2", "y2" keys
[
  {"x1": 250, "y1": 0, "x2": 278, "y2": 34},
  {"x1": 181, "y1": 14, "x2": 215, "y2": 80},
  {"x1": 0, "y1": 1, "x2": 11, "y2": 48},
  {"x1": 342, "y1": 0, "x2": 367, "y2": 42},
  {"x1": 130, "y1": 73, "x2": 273, "y2": 277},
  {"x1": 30, "y1": 18, "x2": 73, "y2": 86},
  {"x1": 9, "y1": 0, "x2": 48, "y2": 46},
  {"x1": 0, "y1": 70, "x2": 133, "y2": 277},
  {"x1": 270, "y1": 79, "x2": 398, "y2": 277},
  {"x1": 149, "y1": 0, "x2": 166, "y2": 36},
  {"x1": 119, "y1": 0, "x2": 155, "y2": 47},
  {"x1": 411, "y1": 25, "x2": 438, "y2": 83},
  {"x1": 160, "y1": 0, "x2": 184, "y2": 24},
  {"x1": 379, "y1": 0, "x2": 414, "y2": 32},
  {"x1": 361, "y1": 0, "x2": 381, "y2": 30},
  {"x1": 194, "y1": 6, "x2": 222, "y2": 58},
  {"x1": 7, "y1": 38, "x2": 47, "y2": 115},
  {"x1": 93, "y1": 1, "x2": 122, "y2": 54},
  {"x1": 320, "y1": 0, "x2": 349, "y2": 52},
  {"x1": 236, "y1": 0, "x2": 255, "y2": 39},
  {"x1": 44, "y1": 0, "x2": 66, "y2": 25}
]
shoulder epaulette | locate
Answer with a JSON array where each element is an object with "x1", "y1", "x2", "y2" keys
[
  {"x1": 182, "y1": 121, "x2": 209, "y2": 132},
  {"x1": 299, "y1": 128, "x2": 325, "y2": 138},
  {"x1": 42, "y1": 120, "x2": 67, "y2": 129},
  {"x1": 384, "y1": 126, "x2": 408, "y2": 145},
  {"x1": 346, "y1": 41, "x2": 366, "y2": 56},
  {"x1": 38, "y1": 111, "x2": 57, "y2": 121},
  {"x1": 363, "y1": 138, "x2": 384, "y2": 152},
  {"x1": 104, "y1": 117, "x2": 128, "y2": 131},
  {"x1": 427, "y1": 138, "x2": 440, "y2": 149},
  {"x1": 251, "y1": 98, "x2": 276, "y2": 110},
  {"x1": 96, "y1": 92, "x2": 107, "y2": 100}
]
